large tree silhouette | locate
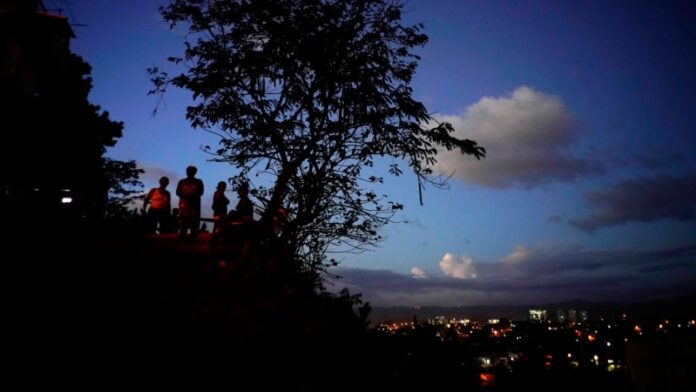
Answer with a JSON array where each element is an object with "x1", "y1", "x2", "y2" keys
[
  {"x1": 0, "y1": 2, "x2": 141, "y2": 229},
  {"x1": 151, "y1": 0, "x2": 484, "y2": 279}
]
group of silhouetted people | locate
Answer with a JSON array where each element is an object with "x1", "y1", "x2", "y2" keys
[{"x1": 142, "y1": 165, "x2": 255, "y2": 243}]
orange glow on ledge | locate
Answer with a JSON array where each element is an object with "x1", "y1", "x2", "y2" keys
[{"x1": 479, "y1": 372, "x2": 495, "y2": 387}]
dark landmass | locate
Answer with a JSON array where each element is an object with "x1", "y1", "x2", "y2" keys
[
  {"x1": 8, "y1": 230, "x2": 694, "y2": 391},
  {"x1": 8, "y1": 232, "x2": 373, "y2": 388},
  {"x1": 370, "y1": 294, "x2": 696, "y2": 324}
]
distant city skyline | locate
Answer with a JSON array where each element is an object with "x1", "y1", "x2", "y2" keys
[{"x1": 59, "y1": 0, "x2": 696, "y2": 306}]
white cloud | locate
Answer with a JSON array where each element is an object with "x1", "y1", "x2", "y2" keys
[
  {"x1": 411, "y1": 267, "x2": 427, "y2": 278},
  {"x1": 439, "y1": 253, "x2": 478, "y2": 279},
  {"x1": 434, "y1": 86, "x2": 600, "y2": 188},
  {"x1": 503, "y1": 244, "x2": 531, "y2": 264}
]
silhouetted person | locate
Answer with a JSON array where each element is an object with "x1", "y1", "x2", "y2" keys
[
  {"x1": 143, "y1": 176, "x2": 171, "y2": 233},
  {"x1": 228, "y1": 181, "x2": 256, "y2": 259},
  {"x1": 234, "y1": 181, "x2": 253, "y2": 222},
  {"x1": 176, "y1": 165, "x2": 204, "y2": 241},
  {"x1": 212, "y1": 181, "x2": 229, "y2": 235},
  {"x1": 212, "y1": 181, "x2": 255, "y2": 252}
]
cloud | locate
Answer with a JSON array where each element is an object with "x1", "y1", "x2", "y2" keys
[
  {"x1": 547, "y1": 214, "x2": 565, "y2": 223},
  {"x1": 503, "y1": 244, "x2": 530, "y2": 264},
  {"x1": 629, "y1": 150, "x2": 685, "y2": 170},
  {"x1": 439, "y1": 253, "x2": 478, "y2": 279},
  {"x1": 329, "y1": 243, "x2": 696, "y2": 306},
  {"x1": 599, "y1": 144, "x2": 685, "y2": 171},
  {"x1": 411, "y1": 267, "x2": 427, "y2": 279},
  {"x1": 569, "y1": 173, "x2": 696, "y2": 232},
  {"x1": 640, "y1": 261, "x2": 694, "y2": 273},
  {"x1": 434, "y1": 86, "x2": 601, "y2": 188},
  {"x1": 139, "y1": 164, "x2": 180, "y2": 187}
]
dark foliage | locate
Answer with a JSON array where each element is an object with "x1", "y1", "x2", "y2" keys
[
  {"x1": 0, "y1": 5, "x2": 142, "y2": 231},
  {"x1": 103, "y1": 158, "x2": 144, "y2": 219}
]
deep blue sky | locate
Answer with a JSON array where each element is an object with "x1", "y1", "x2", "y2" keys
[{"x1": 55, "y1": 0, "x2": 696, "y2": 306}]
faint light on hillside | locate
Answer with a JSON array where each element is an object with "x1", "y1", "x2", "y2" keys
[{"x1": 479, "y1": 372, "x2": 494, "y2": 387}]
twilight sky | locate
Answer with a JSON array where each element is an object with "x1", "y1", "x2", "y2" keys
[{"x1": 56, "y1": 0, "x2": 696, "y2": 306}]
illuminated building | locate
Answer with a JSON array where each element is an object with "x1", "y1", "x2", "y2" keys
[{"x1": 529, "y1": 309, "x2": 548, "y2": 322}]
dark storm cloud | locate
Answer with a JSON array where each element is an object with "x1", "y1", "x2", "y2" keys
[
  {"x1": 569, "y1": 173, "x2": 696, "y2": 232},
  {"x1": 640, "y1": 261, "x2": 694, "y2": 273},
  {"x1": 646, "y1": 245, "x2": 696, "y2": 259},
  {"x1": 598, "y1": 145, "x2": 685, "y2": 171},
  {"x1": 523, "y1": 246, "x2": 696, "y2": 274},
  {"x1": 630, "y1": 150, "x2": 685, "y2": 170}
]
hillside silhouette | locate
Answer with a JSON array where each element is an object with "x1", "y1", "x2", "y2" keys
[{"x1": 10, "y1": 230, "x2": 379, "y2": 388}]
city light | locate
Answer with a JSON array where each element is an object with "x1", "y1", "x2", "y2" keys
[
  {"x1": 375, "y1": 313, "x2": 695, "y2": 383},
  {"x1": 479, "y1": 372, "x2": 494, "y2": 387}
]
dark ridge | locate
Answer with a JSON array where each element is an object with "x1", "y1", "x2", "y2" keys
[{"x1": 370, "y1": 294, "x2": 696, "y2": 324}]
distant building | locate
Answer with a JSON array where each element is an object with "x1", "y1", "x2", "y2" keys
[
  {"x1": 556, "y1": 309, "x2": 567, "y2": 323},
  {"x1": 579, "y1": 310, "x2": 589, "y2": 322},
  {"x1": 568, "y1": 309, "x2": 577, "y2": 322},
  {"x1": 529, "y1": 309, "x2": 548, "y2": 322},
  {"x1": 428, "y1": 316, "x2": 447, "y2": 326}
]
